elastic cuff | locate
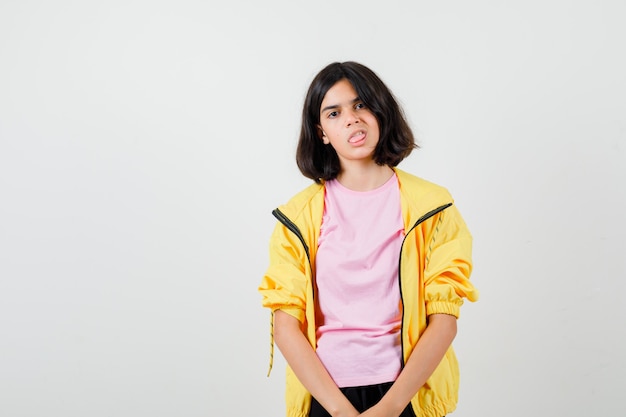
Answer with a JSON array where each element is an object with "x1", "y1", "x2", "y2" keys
[
  {"x1": 273, "y1": 306, "x2": 305, "y2": 323},
  {"x1": 426, "y1": 301, "x2": 461, "y2": 318}
]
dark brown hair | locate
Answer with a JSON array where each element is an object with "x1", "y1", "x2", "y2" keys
[{"x1": 296, "y1": 61, "x2": 418, "y2": 183}]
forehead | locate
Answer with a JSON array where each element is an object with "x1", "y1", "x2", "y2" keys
[{"x1": 320, "y1": 79, "x2": 358, "y2": 107}]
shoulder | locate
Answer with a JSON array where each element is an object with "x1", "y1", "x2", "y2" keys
[
  {"x1": 394, "y1": 168, "x2": 453, "y2": 205},
  {"x1": 276, "y1": 181, "x2": 325, "y2": 220}
]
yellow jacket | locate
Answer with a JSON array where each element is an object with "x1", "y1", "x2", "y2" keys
[{"x1": 259, "y1": 168, "x2": 479, "y2": 417}]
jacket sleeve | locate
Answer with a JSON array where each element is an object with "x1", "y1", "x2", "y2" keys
[
  {"x1": 258, "y1": 221, "x2": 308, "y2": 323},
  {"x1": 423, "y1": 205, "x2": 479, "y2": 318}
]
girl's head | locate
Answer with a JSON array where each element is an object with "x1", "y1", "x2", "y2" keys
[{"x1": 296, "y1": 61, "x2": 417, "y2": 183}]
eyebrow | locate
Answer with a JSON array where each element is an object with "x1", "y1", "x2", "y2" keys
[{"x1": 321, "y1": 97, "x2": 361, "y2": 113}]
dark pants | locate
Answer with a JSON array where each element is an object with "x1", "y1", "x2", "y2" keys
[{"x1": 308, "y1": 381, "x2": 417, "y2": 417}]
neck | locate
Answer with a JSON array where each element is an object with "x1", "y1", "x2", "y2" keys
[{"x1": 336, "y1": 163, "x2": 394, "y2": 192}]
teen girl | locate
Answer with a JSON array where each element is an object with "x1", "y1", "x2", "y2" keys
[{"x1": 259, "y1": 61, "x2": 479, "y2": 417}]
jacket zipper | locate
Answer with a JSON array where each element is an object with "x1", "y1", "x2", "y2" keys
[
  {"x1": 266, "y1": 209, "x2": 314, "y2": 377},
  {"x1": 272, "y1": 202, "x2": 451, "y2": 370},
  {"x1": 272, "y1": 209, "x2": 311, "y2": 265},
  {"x1": 398, "y1": 203, "x2": 452, "y2": 367}
]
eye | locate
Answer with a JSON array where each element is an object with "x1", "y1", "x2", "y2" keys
[
  {"x1": 355, "y1": 102, "x2": 366, "y2": 110},
  {"x1": 328, "y1": 111, "x2": 339, "y2": 118}
]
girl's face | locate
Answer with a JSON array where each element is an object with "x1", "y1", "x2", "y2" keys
[{"x1": 318, "y1": 79, "x2": 380, "y2": 166}]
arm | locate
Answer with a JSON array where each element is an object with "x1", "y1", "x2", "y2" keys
[
  {"x1": 361, "y1": 206, "x2": 475, "y2": 416},
  {"x1": 273, "y1": 310, "x2": 360, "y2": 417},
  {"x1": 361, "y1": 314, "x2": 458, "y2": 417}
]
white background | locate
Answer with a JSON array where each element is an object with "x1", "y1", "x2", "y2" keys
[{"x1": 1, "y1": 1, "x2": 625, "y2": 416}]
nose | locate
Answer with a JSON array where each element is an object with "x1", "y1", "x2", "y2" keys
[{"x1": 345, "y1": 108, "x2": 360, "y2": 127}]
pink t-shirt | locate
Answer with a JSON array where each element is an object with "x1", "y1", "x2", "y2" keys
[{"x1": 315, "y1": 174, "x2": 405, "y2": 388}]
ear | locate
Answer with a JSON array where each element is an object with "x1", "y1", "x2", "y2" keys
[{"x1": 317, "y1": 125, "x2": 329, "y2": 144}]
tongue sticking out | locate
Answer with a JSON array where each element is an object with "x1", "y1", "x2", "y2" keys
[{"x1": 349, "y1": 132, "x2": 366, "y2": 144}]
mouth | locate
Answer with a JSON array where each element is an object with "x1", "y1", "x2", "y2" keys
[{"x1": 348, "y1": 130, "x2": 366, "y2": 144}]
